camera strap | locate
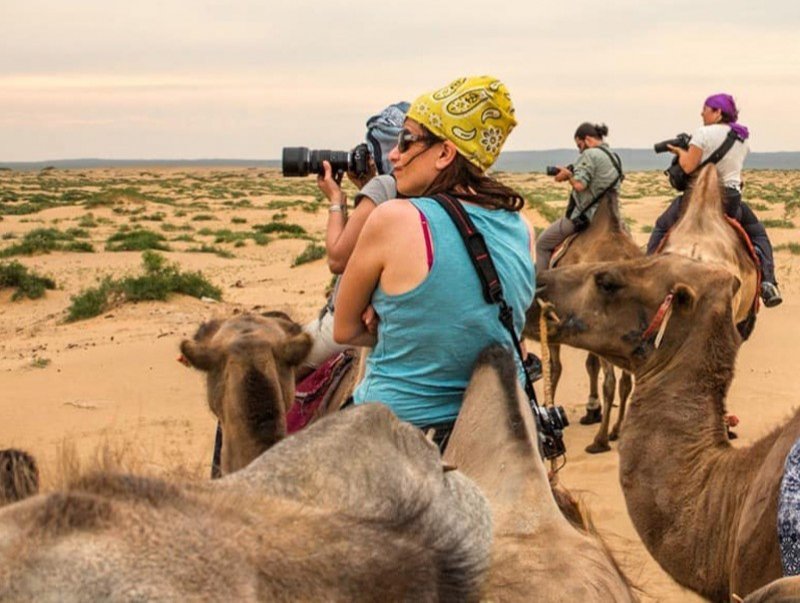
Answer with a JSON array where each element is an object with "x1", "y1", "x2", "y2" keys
[
  {"x1": 430, "y1": 193, "x2": 538, "y2": 404},
  {"x1": 699, "y1": 128, "x2": 740, "y2": 169},
  {"x1": 570, "y1": 146, "x2": 623, "y2": 221}
]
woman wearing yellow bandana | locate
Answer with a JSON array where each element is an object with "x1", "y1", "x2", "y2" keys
[{"x1": 331, "y1": 76, "x2": 535, "y2": 450}]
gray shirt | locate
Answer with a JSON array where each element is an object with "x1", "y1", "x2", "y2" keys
[
  {"x1": 354, "y1": 174, "x2": 397, "y2": 207},
  {"x1": 569, "y1": 144, "x2": 622, "y2": 220}
]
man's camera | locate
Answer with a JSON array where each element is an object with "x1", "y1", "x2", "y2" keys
[
  {"x1": 282, "y1": 144, "x2": 370, "y2": 178},
  {"x1": 654, "y1": 133, "x2": 691, "y2": 154},
  {"x1": 533, "y1": 404, "x2": 569, "y2": 460},
  {"x1": 546, "y1": 164, "x2": 574, "y2": 176}
]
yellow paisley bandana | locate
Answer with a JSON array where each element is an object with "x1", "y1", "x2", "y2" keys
[{"x1": 406, "y1": 75, "x2": 516, "y2": 171}]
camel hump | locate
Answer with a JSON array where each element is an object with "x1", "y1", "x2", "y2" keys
[
  {"x1": 592, "y1": 192, "x2": 625, "y2": 232},
  {"x1": 683, "y1": 164, "x2": 726, "y2": 219}
]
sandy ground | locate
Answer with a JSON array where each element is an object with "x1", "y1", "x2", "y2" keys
[{"x1": 1, "y1": 167, "x2": 798, "y2": 601}]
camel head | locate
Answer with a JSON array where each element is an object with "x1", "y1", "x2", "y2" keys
[
  {"x1": 528, "y1": 255, "x2": 742, "y2": 375},
  {"x1": 180, "y1": 312, "x2": 312, "y2": 474}
]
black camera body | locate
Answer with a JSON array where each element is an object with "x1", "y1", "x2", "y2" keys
[
  {"x1": 654, "y1": 133, "x2": 691, "y2": 154},
  {"x1": 282, "y1": 143, "x2": 370, "y2": 178},
  {"x1": 533, "y1": 404, "x2": 569, "y2": 460},
  {"x1": 546, "y1": 164, "x2": 574, "y2": 176}
]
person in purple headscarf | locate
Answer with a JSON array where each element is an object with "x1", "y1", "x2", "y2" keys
[{"x1": 646, "y1": 93, "x2": 782, "y2": 308}]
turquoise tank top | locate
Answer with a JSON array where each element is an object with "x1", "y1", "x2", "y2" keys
[{"x1": 353, "y1": 197, "x2": 535, "y2": 427}]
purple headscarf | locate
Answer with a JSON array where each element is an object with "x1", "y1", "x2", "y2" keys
[{"x1": 704, "y1": 93, "x2": 749, "y2": 140}]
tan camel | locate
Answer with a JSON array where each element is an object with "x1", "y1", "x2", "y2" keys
[
  {"x1": 533, "y1": 254, "x2": 800, "y2": 600},
  {"x1": 657, "y1": 164, "x2": 759, "y2": 332},
  {"x1": 0, "y1": 449, "x2": 38, "y2": 506},
  {"x1": 0, "y1": 404, "x2": 492, "y2": 601},
  {"x1": 180, "y1": 311, "x2": 357, "y2": 475},
  {"x1": 545, "y1": 194, "x2": 642, "y2": 453},
  {"x1": 444, "y1": 345, "x2": 636, "y2": 602}
]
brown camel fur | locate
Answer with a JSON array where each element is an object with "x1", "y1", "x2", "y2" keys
[
  {"x1": 545, "y1": 194, "x2": 642, "y2": 453},
  {"x1": 532, "y1": 254, "x2": 800, "y2": 600},
  {"x1": 180, "y1": 311, "x2": 355, "y2": 475},
  {"x1": 444, "y1": 345, "x2": 636, "y2": 602},
  {"x1": 0, "y1": 404, "x2": 492, "y2": 602},
  {"x1": 0, "y1": 449, "x2": 39, "y2": 506},
  {"x1": 658, "y1": 164, "x2": 759, "y2": 329}
]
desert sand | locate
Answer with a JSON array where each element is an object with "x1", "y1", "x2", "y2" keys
[{"x1": 1, "y1": 166, "x2": 798, "y2": 601}]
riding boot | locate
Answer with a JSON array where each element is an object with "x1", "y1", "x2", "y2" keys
[{"x1": 761, "y1": 282, "x2": 783, "y2": 308}]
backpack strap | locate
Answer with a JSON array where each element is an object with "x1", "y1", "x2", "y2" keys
[
  {"x1": 430, "y1": 194, "x2": 534, "y2": 400},
  {"x1": 700, "y1": 128, "x2": 740, "y2": 168},
  {"x1": 570, "y1": 146, "x2": 623, "y2": 220}
]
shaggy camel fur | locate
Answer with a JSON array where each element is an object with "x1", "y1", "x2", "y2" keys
[
  {"x1": 533, "y1": 254, "x2": 800, "y2": 600},
  {"x1": 0, "y1": 404, "x2": 492, "y2": 602},
  {"x1": 0, "y1": 449, "x2": 38, "y2": 506},
  {"x1": 546, "y1": 194, "x2": 642, "y2": 453},
  {"x1": 180, "y1": 312, "x2": 334, "y2": 475},
  {"x1": 444, "y1": 346, "x2": 636, "y2": 602},
  {"x1": 657, "y1": 164, "x2": 759, "y2": 330}
]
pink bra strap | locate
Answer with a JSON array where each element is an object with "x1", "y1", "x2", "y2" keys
[{"x1": 416, "y1": 208, "x2": 433, "y2": 271}]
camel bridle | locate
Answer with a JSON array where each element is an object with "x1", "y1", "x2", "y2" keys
[{"x1": 642, "y1": 291, "x2": 675, "y2": 349}]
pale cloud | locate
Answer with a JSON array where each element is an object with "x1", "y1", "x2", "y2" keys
[{"x1": 2, "y1": 0, "x2": 799, "y2": 160}]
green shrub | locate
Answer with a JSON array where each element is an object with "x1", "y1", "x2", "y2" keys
[
  {"x1": 253, "y1": 222, "x2": 306, "y2": 236},
  {"x1": 292, "y1": 242, "x2": 326, "y2": 267},
  {"x1": 0, "y1": 228, "x2": 94, "y2": 257},
  {"x1": 66, "y1": 251, "x2": 221, "y2": 322},
  {"x1": 187, "y1": 244, "x2": 235, "y2": 259},
  {"x1": 762, "y1": 218, "x2": 795, "y2": 229},
  {"x1": 775, "y1": 242, "x2": 800, "y2": 255},
  {"x1": 0, "y1": 260, "x2": 56, "y2": 300},
  {"x1": 106, "y1": 228, "x2": 170, "y2": 251}
]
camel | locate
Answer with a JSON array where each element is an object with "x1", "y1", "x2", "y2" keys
[
  {"x1": 0, "y1": 404, "x2": 492, "y2": 601},
  {"x1": 180, "y1": 311, "x2": 357, "y2": 475},
  {"x1": 532, "y1": 254, "x2": 800, "y2": 600},
  {"x1": 543, "y1": 194, "x2": 642, "y2": 453},
  {"x1": 0, "y1": 449, "x2": 38, "y2": 506},
  {"x1": 444, "y1": 345, "x2": 636, "y2": 601},
  {"x1": 656, "y1": 164, "x2": 760, "y2": 335}
]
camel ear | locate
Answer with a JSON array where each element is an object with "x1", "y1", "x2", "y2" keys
[
  {"x1": 179, "y1": 340, "x2": 222, "y2": 371},
  {"x1": 276, "y1": 332, "x2": 312, "y2": 367},
  {"x1": 672, "y1": 283, "x2": 697, "y2": 313}
]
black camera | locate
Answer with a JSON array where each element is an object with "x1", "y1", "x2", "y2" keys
[
  {"x1": 533, "y1": 404, "x2": 569, "y2": 460},
  {"x1": 654, "y1": 133, "x2": 691, "y2": 154},
  {"x1": 546, "y1": 164, "x2": 574, "y2": 176},
  {"x1": 282, "y1": 143, "x2": 370, "y2": 178}
]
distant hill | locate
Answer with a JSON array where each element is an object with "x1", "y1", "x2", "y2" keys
[
  {"x1": 492, "y1": 149, "x2": 800, "y2": 173},
  {"x1": 0, "y1": 158, "x2": 280, "y2": 171},
  {"x1": 2, "y1": 151, "x2": 800, "y2": 172}
]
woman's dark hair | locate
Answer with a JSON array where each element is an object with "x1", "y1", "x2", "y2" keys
[
  {"x1": 419, "y1": 127, "x2": 525, "y2": 212},
  {"x1": 718, "y1": 112, "x2": 734, "y2": 124},
  {"x1": 574, "y1": 122, "x2": 609, "y2": 140}
]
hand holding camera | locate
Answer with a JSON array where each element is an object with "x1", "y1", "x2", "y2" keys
[
  {"x1": 317, "y1": 161, "x2": 346, "y2": 210},
  {"x1": 546, "y1": 164, "x2": 574, "y2": 182}
]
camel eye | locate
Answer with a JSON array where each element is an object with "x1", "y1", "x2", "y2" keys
[{"x1": 594, "y1": 272, "x2": 623, "y2": 294}]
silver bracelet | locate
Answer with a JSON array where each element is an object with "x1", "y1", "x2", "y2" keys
[{"x1": 329, "y1": 204, "x2": 344, "y2": 213}]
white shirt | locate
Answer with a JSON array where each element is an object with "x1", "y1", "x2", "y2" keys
[{"x1": 690, "y1": 124, "x2": 749, "y2": 191}]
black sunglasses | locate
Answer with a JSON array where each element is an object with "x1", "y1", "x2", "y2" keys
[{"x1": 396, "y1": 128, "x2": 430, "y2": 153}]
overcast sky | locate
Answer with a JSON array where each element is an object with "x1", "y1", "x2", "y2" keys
[{"x1": 3, "y1": 0, "x2": 799, "y2": 160}]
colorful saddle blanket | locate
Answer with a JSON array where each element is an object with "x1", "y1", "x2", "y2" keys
[{"x1": 286, "y1": 350, "x2": 355, "y2": 434}]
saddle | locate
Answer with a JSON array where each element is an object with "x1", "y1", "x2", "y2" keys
[
  {"x1": 286, "y1": 350, "x2": 356, "y2": 434},
  {"x1": 549, "y1": 233, "x2": 581, "y2": 269}
]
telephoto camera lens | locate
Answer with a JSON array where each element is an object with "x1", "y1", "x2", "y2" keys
[{"x1": 282, "y1": 147, "x2": 310, "y2": 177}]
